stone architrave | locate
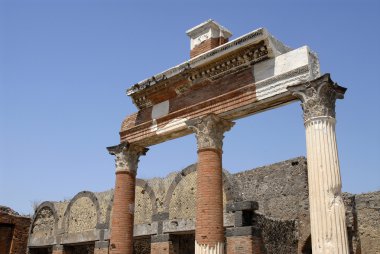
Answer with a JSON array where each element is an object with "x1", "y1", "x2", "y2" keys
[
  {"x1": 288, "y1": 74, "x2": 349, "y2": 254},
  {"x1": 186, "y1": 114, "x2": 234, "y2": 254},
  {"x1": 107, "y1": 143, "x2": 148, "y2": 254}
]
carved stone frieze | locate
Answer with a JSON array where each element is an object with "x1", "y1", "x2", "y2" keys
[
  {"x1": 287, "y1": 74, "x2": 346, "y2": 122},
  {"x1": 107, "y1": 143, "x2": 148, "y2": 174},
  {"x1": 186, "y1": 114, "x2": 234, "y2": 151},
  {"x1": 190, "y1": 41, "x2": 269, "y2": 83}
]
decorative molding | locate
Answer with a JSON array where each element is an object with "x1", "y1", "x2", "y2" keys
[
  {"x1": 190, "y1": 41, "x2": 269, "y2": 83},
  {"x1": 186, "y1": 114, "x2": 234, "y2": 151},
  {"x1": 287, "y1": 74, "x2": 347, "y2": 122},
  {"x1": 107, "y1": 143, "x2": 148, "y2": 174}
]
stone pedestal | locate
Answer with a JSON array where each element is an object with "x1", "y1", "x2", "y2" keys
[
  {"x1": 151, "y1": 234, "x2": 175, "y2": 254},
  {"x1": 94, "y1": 241, "x2": 109, "y2": 254},
  {"x1": 107, "y1": 143, "x2": 148, "y2": 254},
  {"x1": 288, "y1": 74, "x2": 349, "y2": 254},
  {"x1": 187, "y1": 114, "x2": 234, "y2": 254}
]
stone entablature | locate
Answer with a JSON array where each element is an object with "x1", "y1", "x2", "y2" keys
[{"x1": 120, "y1": 32, "x2": 319, "y2": 147}]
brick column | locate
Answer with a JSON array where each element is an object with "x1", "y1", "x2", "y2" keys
[
  {"x1": 186, "y1": 114, "x2": 234, "y2": 254},
  {"x1": 288, "y1": 74, "x2": 349, "y2": 254},
  {"x1": 107, "y1": 143, "x2": 148, "y2": 254}
]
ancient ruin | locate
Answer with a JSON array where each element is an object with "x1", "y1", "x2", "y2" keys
[{"x1": 27, "y1": 20, "x2": 380, "y2": 254}]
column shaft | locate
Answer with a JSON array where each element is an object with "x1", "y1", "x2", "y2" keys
[
  {"x1": 195, "y1": 149, "x2": 224, "y2": 253},
  {"x1": 305, "y1": 118, "x2": 349, "y2": 254},
  {"x1": 110, "y1": 171, "x2": 136, "y2": 254}
]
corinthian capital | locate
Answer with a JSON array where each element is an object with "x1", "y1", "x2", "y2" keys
[
  {"x1": 107, "y1": 143, "x2": 148, "y2": 174},
  {"x1": 287, "y1": 74, "x2": 347, "y2": 122},
  {"x1": 186, "y1": 114, "x2": 235, "y2": 151}
]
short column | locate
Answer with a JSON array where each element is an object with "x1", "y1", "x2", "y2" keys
[
  {"x1": 288, "y1": 74, "x2": 349, "y2": 254},
  {"x1": 107, "y1": 143, "x2": 148, "y2": 254},
  {"x1": 94, "y1": 241, "x2": 110, "y2": 254},
  {"x1": 151, "y1": 234, "x2": 175, "y2": 254},
  {"x1": 186, "y1": 114, "x2": 234, "y2": 254}
]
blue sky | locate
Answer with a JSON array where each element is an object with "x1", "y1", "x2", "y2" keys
[{"x1": 0, "y1": 0, "x2": 379, "y2": 215}]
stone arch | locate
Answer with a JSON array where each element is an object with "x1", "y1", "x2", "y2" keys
[
  {"x1": 30, "y1": 201, "x2": 58, "y2": 239},
  {"x1": 165, "y1": 164, "x2": 233, "y2": 220},
  {"x1": 62, "y1": 191, "x2": 100, "y2": 234},
  {"x1": 134, "y1": 179, "x2": 157, "y2": 224}
]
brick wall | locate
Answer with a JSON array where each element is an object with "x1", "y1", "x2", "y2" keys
[
  {"x1": 0, "y1": 207, "x2": 31, "y2": 254},
  {"x1": 190, "y1": 37, "x2": 229, "y2": 58},
  {"x1": 151, "y1": 242, "x2": 174, "y2": 254},
  {"x1": 227, "y1": 235, "x2": 262, "y2": 254}
]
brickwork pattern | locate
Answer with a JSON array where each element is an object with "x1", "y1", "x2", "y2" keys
[
  {"x1": 196, "y1": 149, "x2": 224, "y2": 246},
  {"x1": 109, "y1": 172, "x2": 136, "y2": 254},
  {"x1": 190, "y1": 37, "x2": 228, "y2": 58},
  {"x1": 226, "y1": 236, "x2": 262, "y2": 254},
  {"x1": 0, "y1": 208, "x2": 31, "y2": 254},
  {"x1": 151, "y1": 242, "x2": 174, "y2": 254}
]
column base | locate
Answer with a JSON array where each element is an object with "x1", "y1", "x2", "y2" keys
[{"x1": 195, "y1": 241, "x2": 224, "y2": 254}]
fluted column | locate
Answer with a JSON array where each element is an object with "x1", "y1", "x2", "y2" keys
[
  {"x1": 288, "y1": 74, "x2": 349, "y2": 254},
  {"x1": 107, "y1": 143, "x2": 148, "y2": 254},
  {"x1": 186, "y1": 114, "x2": 234, "y2": 254}
]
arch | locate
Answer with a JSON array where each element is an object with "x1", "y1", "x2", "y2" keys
[
  {"x1": 29, "y1": 201, "x2": 58, "y2": 239},
  {"x1": 62, "y1": 191, "x2": 101, "y2": 233}
]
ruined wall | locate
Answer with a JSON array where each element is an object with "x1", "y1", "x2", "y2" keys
[
  {"x1": 27, "y1": 158, "x2": 380, "y2": 254},
  {"x1": 0, "y1": 206, "x2": 31, "y2": 254},
  {"x1": 355, "y1": 191, "x2": 380, "y2": 254}
]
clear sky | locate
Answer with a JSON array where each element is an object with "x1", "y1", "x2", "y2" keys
[{"x1": 0, "y1": 0, "x2": 379, "y2": 215}]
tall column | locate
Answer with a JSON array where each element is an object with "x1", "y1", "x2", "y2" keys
[
  {"x1": 107, "y1": 143, "x2": 148, "y2": 254},
  {"x1": 288, "y1": 74, "x2": 349, "y2": 254},
  {"x1": 186, "y1": 114, "x2": 234, "y2": 254}
]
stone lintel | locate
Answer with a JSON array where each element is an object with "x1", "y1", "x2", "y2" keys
[
  {"x1": 52, "y1": 245, "x2": 64, "y2": 251},
  {"x1": 95, "y1": 241, "x2": 109, "y2": 249},
  {"x1": 226, "y1": 226, "x2": 261, "y2": 237},
  {"x1": 226, "y1": 201, "x2": 259, "y2": 212},
  {"x1": 151, "y1": 234, "x2": 174, "y2": 243}
]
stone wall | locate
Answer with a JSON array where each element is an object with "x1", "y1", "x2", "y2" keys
[
  {"x1": 0, "y1": 205, "x2": 31, "y2": 254},
  {"x1": 355, "y1": 191, "x2": 380, "y2": 254},
  {"x1": 28, "y1": 157, "x2": 380, "y2": 254}
]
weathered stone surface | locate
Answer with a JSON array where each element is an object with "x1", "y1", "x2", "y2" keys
[
  {"x1": 68, "y1": 196, "x2": 97, "y2": 233},
  {"x1": 27, "y1": 159, "x2": 380, "y2": 254},
  {"x1": 355, "y1": 191, "x2": 380, "y2": 254}
]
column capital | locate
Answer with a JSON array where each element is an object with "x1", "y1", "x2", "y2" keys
[
  {"x1": 287, "y1": 74, "x2": 347, "y2": 122},
  {"x1": 186, "y1": 113, "x2": 234, "y2": 151},
  {"x1": 107, "y1": 142, "x2": 148, "y2": 174}
]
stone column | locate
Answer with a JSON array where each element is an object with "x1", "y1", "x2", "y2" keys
[
  {"x1": 288, "y1": 74, "x2": 349, "y2": 254},
  {"x1": 186, "y1": 114, "x2": 234, "y2": 254},
  {"x1": 107, "y1": 143, "x2": 148, "y2": 254}
]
